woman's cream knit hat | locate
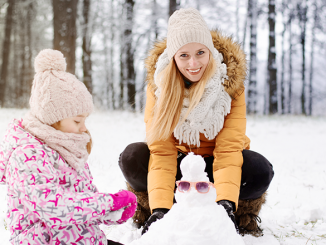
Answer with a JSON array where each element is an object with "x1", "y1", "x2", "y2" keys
[
  {"x1": 29, "y1": 49, "x2": 93, "y2": 125},
  {"x1": 167, "y1": 8, "x2": 214, "y2": 60}
]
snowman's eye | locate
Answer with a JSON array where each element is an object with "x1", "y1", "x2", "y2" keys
[
  {"x1": 178, "y1": 181, "x2": 190, "y2": 192},
  {"x1": 196, "y1": 182, "x2": 210, "y2": 193}
]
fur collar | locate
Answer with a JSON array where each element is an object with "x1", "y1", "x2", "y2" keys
[{"x1": 145, "y1": 30, "x2": 247, "y2": 99}]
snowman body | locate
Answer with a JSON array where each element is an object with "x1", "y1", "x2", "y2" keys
[{"x1": 128, "y1": 153, "x2": 245, "y2": 245}]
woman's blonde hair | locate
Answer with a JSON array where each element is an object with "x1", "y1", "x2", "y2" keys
[{"x1": 147, "y1": 52, "x2": 216, "y2": 145}]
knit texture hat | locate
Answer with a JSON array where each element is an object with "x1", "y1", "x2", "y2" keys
[
  {"x1": 167, "y1": 8, "x2": 214, "y2": 60},
  {"x1": 29, "y1": 49, "x2": 93, "y2": 125}
]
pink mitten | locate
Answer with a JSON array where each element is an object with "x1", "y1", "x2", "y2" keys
[
  {"x1": 109, "y1": 190, "x2": 137, "y2": 224},
  {"x1": 117, "y1": 197, "x2": 137, "y2": 224},
  {"x1": 109, "y1": 190, "x2": 136, "y2": 211}
]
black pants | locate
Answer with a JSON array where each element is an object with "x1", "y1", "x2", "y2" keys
[
  {"x1": 108, "y1": 240, "x2": 123, "y2": 245},
  {"x1": 119, "y1": 142, "x2": 274, "y2": 200}
]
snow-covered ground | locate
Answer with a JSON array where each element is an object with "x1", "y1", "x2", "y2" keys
[{"x1": 0, "y1": 108, "x2": 325, "y2": 245}]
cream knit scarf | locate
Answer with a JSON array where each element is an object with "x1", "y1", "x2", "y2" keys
[
  {"x1": 22, "y1": 112, "x2": 90, "y2": 172},
  {"x1": 154, "y1": 48, "x2": 232, "y2": 147}
]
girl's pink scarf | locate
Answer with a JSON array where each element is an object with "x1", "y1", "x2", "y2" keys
[{"x1": 22, "y1": 112, "x2": 90, "y2": 172}]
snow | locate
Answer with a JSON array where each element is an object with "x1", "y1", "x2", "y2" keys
[{"x1": 0, "y1": 109, "x2": 326, "y2": 245}]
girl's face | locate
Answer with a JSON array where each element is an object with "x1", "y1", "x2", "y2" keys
[
  {"x1": 174, "y1": 42, "x2": 210, "y2": 83},
  {"x1": 51, "y1": 113, "x2": 89, "y2": 134}
]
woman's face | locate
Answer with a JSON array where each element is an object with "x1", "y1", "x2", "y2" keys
[
  {"x1": 174, "y1": 43, "x2": 210, "y2": 83},
  {"x1": 51, "y1": 113, "x2": 89, "y2": 134}
]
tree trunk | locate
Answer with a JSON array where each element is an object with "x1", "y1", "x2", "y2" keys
[
  {"x1": 152, "y1": 0, "x2": 158, "y2": 40},
  {"x1": 109, "y1": 0, "x2": 116, "y2": 110},
  {"x1": 281, "y1": 28, "x2": 285, "y2": 114},
  {"x1": 242, "y1": 0, "x2": 250, "y2": 49},
  {"x1": 103, "y1": 29, "x2": 110, "y2": 109},
  {"x1": 19, "y1": 7, "x2": 26, "y2": 108},
  {"x1": 288, "y1": 12, "x2": 293, "y2": 114},
  {"x1": 309, "y1": 0, "x2": 317, "y2": 116},
  {"x1": 120, "y1": 0, "x2": 136, "y2": 111},
  {"x1": 102, "y1": 0, "x2": 116, "y2": 110},
  {"x1": 267, "y1": 0, "x2": 277, "y2": 114},
  {"x1": 236, "y1": 0, "x2": 240, "y2": 42},
  {"x1": 280, "y1": 0, "x2": 287, "y2": 114},
  {"x1": 247, "y1": 0, "x2": 258, "y2": 114},
  {"x1": 13, "y1": 8, "x2": 19, "y2": 107},
  {"x1": 25, "y1": 2, "x2": 33, "y2": 107},
  {"x1": 169, "y1": 0, "x2": 179, "y2": 17},
  {"x1": 82, "y1": 0, "x2": 92, "y2": 93},
  {"x1": 0, "y1": 0, "x2": 15, "y2": 107},
  {"x1": 298, "y1": 1, "x2": 307, "y2": 115},
  {"x1": 52, "y1": 0, "x2": 78, "y2": 75}
]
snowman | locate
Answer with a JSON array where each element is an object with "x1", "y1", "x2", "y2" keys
[{"x1": 127, "y1": 153, "x2": 245, "y2": 245}]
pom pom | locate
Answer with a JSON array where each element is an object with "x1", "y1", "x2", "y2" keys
[{"x1": 34, "y1": 49, "x2": 67, "y2": 73}]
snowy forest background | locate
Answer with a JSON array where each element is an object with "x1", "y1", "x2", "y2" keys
[{"x1": 0, "y1": 0, "x2": 325, "y2": 116}]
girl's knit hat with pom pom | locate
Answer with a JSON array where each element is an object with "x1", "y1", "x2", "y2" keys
[{"x1": 30, "y1": 49, "x2": 93, "y2": 125}]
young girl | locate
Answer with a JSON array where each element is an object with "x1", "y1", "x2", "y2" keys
[
  {"x1": 119, "y1": 8, "x2": 274, "y2": 236},
  {"x1": 0, "y1": 49, "x2": 136, "y2": 245}
]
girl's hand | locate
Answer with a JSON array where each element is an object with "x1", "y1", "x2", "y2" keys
[
  {"x1": 117, "y1": 200, "x2": 137, "y2": 224},
  {"x1": 109, "y1": 190, "x2": 137, "y2": 223}
]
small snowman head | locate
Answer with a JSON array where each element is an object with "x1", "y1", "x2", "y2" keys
[
  {"x1": 180, "y1": 152, "x2": 209, "y2": 182},
  {"x1": 175, "y1": 153, "x2": 216, "y2": 206}
]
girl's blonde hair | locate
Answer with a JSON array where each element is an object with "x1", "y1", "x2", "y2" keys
[
  {"x1": 85, "y1": 129, "x2": 92, "y2": 154},
  {"x1": 147, "y1": 52, "x2": 216, "y2": 145}
]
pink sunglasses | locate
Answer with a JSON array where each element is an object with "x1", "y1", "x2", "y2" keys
[{"x1": 176, "y1": 181, "x2": 215, "y2": 194}]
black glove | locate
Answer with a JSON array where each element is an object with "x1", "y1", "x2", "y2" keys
[
  {"x1": 141, "y1": 208, "x2": 169, "y2": 235},
  {"x1": 217, "y1": 200, "x2": 239, "y2": 234}
]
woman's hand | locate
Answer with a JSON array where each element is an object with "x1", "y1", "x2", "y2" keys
[
  {"x1": 217, "y1": 200, "x2": 239, "y2": 234},
  {"x1": 141, "y1": 208, "x2": 169, "y2": 235}
]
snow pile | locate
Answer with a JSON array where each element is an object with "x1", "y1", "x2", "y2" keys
[{"x1": 127, "y1": 153, "x2": 244, "y2": 245}]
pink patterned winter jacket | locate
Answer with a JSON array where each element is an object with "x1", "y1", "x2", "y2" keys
[{"x1": 0, "y1": 120, "x2": 120, "y2": 245}]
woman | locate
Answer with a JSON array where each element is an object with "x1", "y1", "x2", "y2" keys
[{"x1": 119, "y1": 8, "x2": 274, "y2": 236}]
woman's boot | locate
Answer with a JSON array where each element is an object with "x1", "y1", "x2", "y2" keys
[
  {"x1": 235, "y1": 192, "x2": 267, "y2": 236},
  {"x1": 126, "y1": 182, "x2": 151, "y2": 228}
]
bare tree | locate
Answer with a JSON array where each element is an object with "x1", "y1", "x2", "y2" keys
[
  {"x1": 288, "y1": 5, "x2": 294, "y2": 114},
  {"x1": 267, "y1": 0, "x2": 277, "y2": 114},
  {"x1": 236, "y1": 0, "x2": 240, "y2": 42},
  {"x1": 120, "y1": 0, "x2": 136, "y2": 110},
  {"x1": 297, "y1": 0, "x2": 307, "y2": 115},
  {"x1": 169, "y1": 0, "x2": 179, "y2": 16},
  {"x1": 247, "y1": 0, "x2": 258, "y2": 114},
  {"x1": 101, "y1": 0, "x2": 116, "y2": 110},
  {"x1": 52, "y1": 0, "x2": 78, "y2": 75},
  {"x1": 25, "y1": 1, "x2": 34, "y2": 105},
  {"x1": 242, "y1": 0, "x2": 249, "y2": 49},
  {"x1": 82, "y1": 0, "x2": 92, "y2": 93},
  {"x1": 13, "y1": 8, "x2": 19, "y2": 107},
  {"x1": 109, "y1": 0, "x2": 116, "y2": 109},
  {"x1": 309, "y1": 0, "x2": 318, "y2": 116},
  {"x1": 280, "y1": 0, "x2": 288, "y2": 114},
  {"x1": 152, "y1": 0, "x2": 158, "y2": 40},
  {"x1": 0, "y1": 0, "x2": 15, "y2": 107},
  {"x1": 18, "y1": 2, "x2": 27, "y2": 107}
]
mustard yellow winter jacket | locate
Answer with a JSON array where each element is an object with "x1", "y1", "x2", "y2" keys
[{"x1": 144, "y1": 31, "x2": 250, "y2": 211}]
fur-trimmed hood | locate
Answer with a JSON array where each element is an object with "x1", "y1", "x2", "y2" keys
[{"x1": 145, "y1": 30, "x2": 247, "y2": 99}]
